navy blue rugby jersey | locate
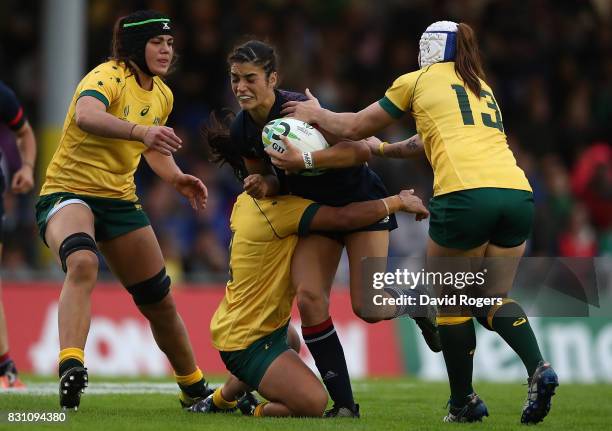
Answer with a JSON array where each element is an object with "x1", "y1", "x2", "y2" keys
[
  {"x1": 0, "y1": 81, "x2": 26, "y2": 131},
  {"x1": 230, "y1": 89, "x2": 390, "y2": 206}
]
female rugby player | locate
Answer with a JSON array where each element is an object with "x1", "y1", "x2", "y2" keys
[
  {"x1": 226, "y1": 39, "x2": 439, "y2": 417},
  {"x1": 190, "y1": 120, "x2": 429, "y2": 417},
  {"x1": 0, "y1": 80, "x2": 37, "y2": 389},
  {"x1": 35, "y1": 10, "x2": 210, "y2": 410},
  {"x1": 282, "y1": 21, "x2": 558, "y2": 424}
]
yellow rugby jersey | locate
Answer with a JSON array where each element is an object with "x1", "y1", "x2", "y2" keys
[
  {"x1": 41, "y1": 60, "x2": 173, "y2": 201},
  {"x1": 380, "y1": 62, "x2": 531, "y2": 196},
  {"x1": 210, "y1": 192, "x2": 320, "y2": 351}
]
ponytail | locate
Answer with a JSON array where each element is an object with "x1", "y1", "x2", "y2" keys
[
  {"x1": 201, "y1": 110, "x2": 248, "y2": 181},
  {"x1": 454, "y1": 23, "x2": 485, "y2": 98}
]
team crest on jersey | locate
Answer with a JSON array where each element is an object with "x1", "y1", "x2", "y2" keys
[{"x1": 153, "y1": 117, "x2": 161, "y2": 126}]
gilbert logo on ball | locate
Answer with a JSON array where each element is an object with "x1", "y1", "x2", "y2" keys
[{"x1": 262, "y1": 118, "x2": 329, "y2": 176}]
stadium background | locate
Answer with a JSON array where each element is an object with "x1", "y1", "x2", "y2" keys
[{"x1": 0, "y1": 0, "x2": 610, "y2": 383}]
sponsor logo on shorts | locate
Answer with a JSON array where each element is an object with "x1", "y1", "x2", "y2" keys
[
  {"x1": 513, "y1": 317, "x2": 527, "y2": 327},
  {"x1": 380, "y1": 216, "x2": 390, "y2": 224}
]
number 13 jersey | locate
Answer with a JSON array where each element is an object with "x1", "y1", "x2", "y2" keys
[{"x1": 379, "y1": 62, "x2": 531, "y2": 196}]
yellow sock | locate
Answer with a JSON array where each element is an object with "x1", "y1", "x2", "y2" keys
[
  {"x1": 213, "y1": 387, "x2": 237, "y2": 409},
  {"x1": 254, "y1": 402, "x2": 268, "y2": 417},
  {"x1": 175, "y1": 367, "x2": 203, "y2": 386},
  {"x1": 59, "y1": 347, "x2": 84, "y2": 365}
]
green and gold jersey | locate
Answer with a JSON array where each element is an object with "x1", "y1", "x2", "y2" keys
[
  {"x1": 210, "y1": 192, "x2": 320, "y2": 351},
  {"x1": 40, "y1": 60, "x2": 173, "y2": 201},
  {"x1": 380, "y1": 62, "x2": 531, "y2": 197}
]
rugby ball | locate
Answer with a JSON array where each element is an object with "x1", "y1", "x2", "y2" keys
[{"x1": 262, "y1": 118, "x2": 329, "y2": 175}]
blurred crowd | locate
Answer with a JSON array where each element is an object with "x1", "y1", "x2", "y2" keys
[{"x1": 0, "y1": 0, "x2": 610, "y2": 282}]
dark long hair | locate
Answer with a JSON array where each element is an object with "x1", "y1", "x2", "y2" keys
[
  {"x1": 454, "y1": 23, "x2": 485, "y2": 98},
  {"x1": 204, "y1": 40, "x2": 279, "y2": 181},
  {"x1": 227, "y1": 39, "x2": 278, "y2": 79},
  {"x1": 201, "y1": 110, "x2": 247, "y2": 181}
]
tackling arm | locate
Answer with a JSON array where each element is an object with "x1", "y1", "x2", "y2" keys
[
  {"x1": 309, "y1": 189, "x2": 429, "y2": 232},
  {"x1": 371, "y1": 134, "x2": 425, "y2": 159}
]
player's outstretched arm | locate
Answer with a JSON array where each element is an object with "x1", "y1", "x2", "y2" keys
[
  {"x1": 143, "y1": 150, "x2": 207, "y2": 210},
  {"x1": 75, "y1": 96, "x2": 182, "y2": 156},
  {"x1": 281, "y1": 89, "x2": 395, "y2": 140},
  {"x1": 366, "y1": 134, "x2": 425, "y2": 159},
  {"x1": 310, "y1": 189, "x2": 429, "y2": 232}
]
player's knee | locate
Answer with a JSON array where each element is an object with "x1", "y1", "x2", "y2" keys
[
  {"x1": 294, "y1": 387, "x2": 328, "y2": 417},
  {"x1": 310, "y1": 387, "x2": 329, "y2": 417},
  {"x1": 296, "y1": 288, "x2": 328, "y2": 314},
  {"x1": 59, "y1": 232, "x2": 98, "y2": 276},
  {"x1": 351, "y1": 301, "x2": 380, "y2": 323},
  {"x1": 126, "y1": 268, "x2": 171, "y2": 307},
  {"x1": 351, "y1": 294, "x2": 384, "y2": 323},
  {"x1": 66, "y1": 251, "x2": 99, "y2": 280}
]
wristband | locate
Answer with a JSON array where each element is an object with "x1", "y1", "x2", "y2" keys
[
  {"x1": 302, "y1": 152, "x2": 314, "y2": 169},
  {"x1": 380, "y1": 198, "x2": 390, "y2": 216},
  {"x1": 128, "y1": 123, "x2": 137, "y2": 141},
  {"x1": 379, "y1": 141, "x2": 388, "y2": 157}
]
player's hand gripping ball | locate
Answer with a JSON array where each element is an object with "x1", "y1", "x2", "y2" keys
[{"x1": 262, "y1": 118, "x2": 329, "y2": 176}]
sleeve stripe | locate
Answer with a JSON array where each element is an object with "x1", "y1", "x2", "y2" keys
[
  {"x1": 78, "y1": 90, "x2": 110, "y2": 107},
  {"x1": 7, "y1": 107, "x2": 24, "y2": 127},
  {"x1": 378, "y1": 96, "x2": 404, "y2": 119},
  {"x1": 298, "y1": 203, "x2": 322, "y2": 236}
]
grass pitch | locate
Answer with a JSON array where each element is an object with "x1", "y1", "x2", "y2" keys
[{"x1": 1, "y1": 376, "x2": 610, "y2": 430}]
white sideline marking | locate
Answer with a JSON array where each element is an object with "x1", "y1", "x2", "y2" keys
[
  {"x1": 2, "y1": 382, "x2": 219, "y2": 396},
  {"x1": 2, "y1": 381, "x2": 417, "y2": 396}
]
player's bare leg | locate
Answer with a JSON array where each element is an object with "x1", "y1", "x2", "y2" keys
[
  {"x1": 293, "y1": 235, "x2": 341, "y2": 325},
  {"x1": 293, "y1": 235, "x2": 357, "y2": 416},
  {"x1": 99, "y1": 226, "x2": 210, "y2": 406},
  {"x1": 45, "y1": 203, "x2": 98, "y2": 409},
  {"x1": 190, "y1": 326, "x2": 303, "y2": 415},
  {"x1": 344, "y1": 230, "x2": 391, "y2": 322},
  {"x1": 256, "y1": 350, "x2": 328, "y2": 417},
  {"x1": 345, "y1": 230, "x2": 440, "y2": 351}
]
